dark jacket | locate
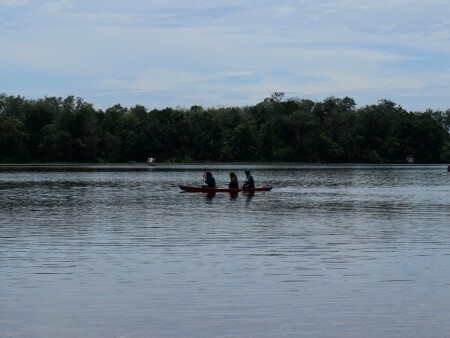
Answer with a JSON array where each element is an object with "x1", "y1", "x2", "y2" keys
[
  {"x1": 204, "y1": 172, "x2": 216, "y2": 188},
  {"x1": 243, "y1": 170, "x2": 255, "y2": 189},
  {"x1": 228, "y1": 172, "x2": 239, "y2": 189}
]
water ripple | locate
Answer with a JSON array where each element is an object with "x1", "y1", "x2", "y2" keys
[{"x1": 1, "y1": 166, "x2": 450, "y2": 337}]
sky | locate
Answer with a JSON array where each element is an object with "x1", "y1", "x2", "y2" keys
[{"x1": 1, "y1": 0, "x2": 450, "y2": 111}]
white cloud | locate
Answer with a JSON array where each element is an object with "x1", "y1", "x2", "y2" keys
[
  {"x1": 41, "y1": 0, "x2": 73, "y2": 13},
  {"x1": 1, "y1": 0, "x2": 450, "y2": 110},
  {"x1": 0, "y1": 0, "x2": 29, "y2": 7},
  {"x1": 216, "y1": 70, "x2": 255, "y2": 78},
  {"x1": 270, "y1": 6, "x2": 297, "y2": 16}
]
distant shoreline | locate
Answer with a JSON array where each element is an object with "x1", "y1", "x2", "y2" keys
[{"x1": 0, "y1": 162, "x2": 446, "y2": 168}]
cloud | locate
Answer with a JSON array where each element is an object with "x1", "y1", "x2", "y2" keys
[
  {"x1": 41, "y1": 0, "x2": 73, "y2": 13},
  {"x1": 1, "y1": 0, "x2": 450, "y2": 111},
  {"x1": 0, "y1": 0, "x2": 29, "y2": 7}
]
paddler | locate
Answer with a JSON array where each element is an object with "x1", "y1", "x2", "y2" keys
[
  {"x1": 243, "y1": 169, "x2": 255, "y2": 189},
  {"x1": 203, "y1": 171, "x2": 216, "y2": 188}
]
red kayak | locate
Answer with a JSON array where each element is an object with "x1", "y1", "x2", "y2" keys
[{"x1": 179, "y1": 186, "x2": 272, "y2": 193}]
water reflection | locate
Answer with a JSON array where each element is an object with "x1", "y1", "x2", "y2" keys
[
  {"x1": 229, "y1": 192, "x2": 239, "y2": 200},
  {"x1": 244, "y1": 192, "x2": 255, "y2": 200},
  {"x1": 205, "y1": 192, "x2": 216, "y2": 201}
]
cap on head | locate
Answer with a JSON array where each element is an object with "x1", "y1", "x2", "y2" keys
[{"x1": 245, "y1": 170, "x2": 251, "y2": 175}]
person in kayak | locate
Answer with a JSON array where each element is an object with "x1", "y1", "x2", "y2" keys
[
  {"x1": 243, "y1": 169, "x2": 255, "y2": 189},
  {"x1": 228, "y1": 172, "x2": 239, "y2": 189},
  {"x1": 203, "y1": 171, "x2": 216, "y2": 188}
]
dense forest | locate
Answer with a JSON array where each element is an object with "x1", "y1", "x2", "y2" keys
[{"x1": 1, "y1": 92, "x2": 449, "y2": 164}]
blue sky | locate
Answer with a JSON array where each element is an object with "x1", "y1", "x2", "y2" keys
[{"x1": 1, "y1": 0, "x2": 449, "y2": 111}]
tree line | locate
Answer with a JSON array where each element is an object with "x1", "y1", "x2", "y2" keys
[{"x1": 1, "y1": 92, "x2": 449, "y2": 164}]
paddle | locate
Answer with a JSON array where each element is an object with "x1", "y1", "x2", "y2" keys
[{"x1": 203, "y1": 165, "x2": 207, "y2": 184}]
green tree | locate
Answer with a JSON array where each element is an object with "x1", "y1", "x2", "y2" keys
[
  {"x1": 282, "y1": 99, "x2": 318, "y2": 161},
  {"x1": 100, "y1": 104, "x2": 127, "y2": 162},
  {"x1": 186, "y1": 108, "x2": 221, "y2": 161},
  {"x1": 37, "y1": 124, "x2": 72, "y2": 162},
  {"x1": 314, "y1": 96, "x2": 357, "y2": 162},
  {"x1": 1, "y1": 92, "x2": 449, "y2": 164},
  {"x1": 0, "y1": 115, "x2": 29, "y2": 162},
  {"x1": 356, "y1": 100, "x2": 404, "y2": 163}
]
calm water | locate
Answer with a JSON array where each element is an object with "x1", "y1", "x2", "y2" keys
[{"x1": 1, "y1": 165, "x2": 450, "y2": 338}]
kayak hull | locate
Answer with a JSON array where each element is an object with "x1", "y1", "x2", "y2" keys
[{"x1": 179, "y1": 186, "x2": 272, "y2": 193}]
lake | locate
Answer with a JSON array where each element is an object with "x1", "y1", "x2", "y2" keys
[{"x1": 1, "y1": 164, "x2": 450, "y2": 337}]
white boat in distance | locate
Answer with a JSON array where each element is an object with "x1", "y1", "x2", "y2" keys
[{"x1": 147, "y1": 157, "x2": 157, "y2": 166}]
